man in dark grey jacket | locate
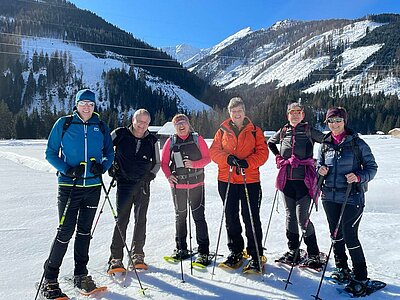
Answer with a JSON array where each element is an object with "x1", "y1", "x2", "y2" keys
[
  {"x1": 107, "y1": 109, "x2": 160, "y2": 273},
  {"x1": 268, "y1": 102, "x2": 324, "y2": 268}
]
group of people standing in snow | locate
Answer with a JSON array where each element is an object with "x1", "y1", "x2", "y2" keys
[{"x1": 37, "y1": 89, "x2": 377, "y2": 299}]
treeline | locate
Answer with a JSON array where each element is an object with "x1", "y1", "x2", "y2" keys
[
  {"x1": 189, "y1": 87, "x2": 400, "y2": 139},
  {"x1": 1, "y1": 86, "x2": 398, "y2": 139}
]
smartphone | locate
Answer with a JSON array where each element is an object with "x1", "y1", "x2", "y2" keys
[{"x1": 173, "y1": 151, "x2": 185, "y2": 168}]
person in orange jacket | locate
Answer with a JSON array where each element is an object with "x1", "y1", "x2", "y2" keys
[{"x1": 210, "y1": 96, "x2": 269, "y2": 272}]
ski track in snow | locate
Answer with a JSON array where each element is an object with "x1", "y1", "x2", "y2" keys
[{"x1": 1, "y1": 137, "x2": 400, "y2": 299}]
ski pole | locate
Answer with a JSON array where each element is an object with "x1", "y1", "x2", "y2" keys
[
  {"x1": 100, "y1": 178, "x2": 147, "y2": 294},
  {"x1": 312, "y1": 183, "x2": 352, "y2": 300},
  {"x1": 91, "y1": 176, "x2": 115, "y2": 237},
  {"x1": 34, "y1": 173, "x2": 80, "y2": 300},
  {"x1": 211, "y1": 166, "x2": 233, "y2": 280},
  {"x1": 284, "y1": 175, "x2": 325, "y2": 289},
  {"x1": 242, "y1": 169, "x2": 263, "y2": 276},
  {"x1": 172, "y1": 182, "x2": 185, "y2": 283},
  {"x1": 262, "y1": 189, "x2": 278, "y2": 249}
]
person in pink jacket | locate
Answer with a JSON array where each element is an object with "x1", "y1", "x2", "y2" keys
[{"x1": 161, "y1": 114, "x2": 211, "y2": 266}]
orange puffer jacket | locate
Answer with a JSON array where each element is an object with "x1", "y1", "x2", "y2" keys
[{"x1": 210, "y1": 118, "x2": 269, "y2": 184}]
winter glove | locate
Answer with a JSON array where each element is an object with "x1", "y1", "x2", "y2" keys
[
  {"x1": 143, "y1": 171, "x2": 156, "y2": 183},
  {"x1": 236, "y1": 159, "x2": 249, "y2": 169},
  {"x1": 227, "y1": 155, "x2": 239, "y2": 167},
  {"x1": 90, "y1": 162, "x2": 104, "y2": 176},
  {"x1": 108, "y1": 164, "x2": 119, "y2": 178},
  {"x1": 66, "y1": 164, "x2": 85, "y2": 178}
]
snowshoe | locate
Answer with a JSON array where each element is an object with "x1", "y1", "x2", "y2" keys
[
  {"x1": 164, "y1": 249, "x2": 195, "y2": 263},
  {"x1": 299, "y1": 252, "x2": 327, "y2": 272},
  {"x1": 218, "y1": 251, "x2": 244, "y2": 270},
  {"x1": 338, "y1": 279, "x2": 386, "y2": 297},
  {"x1": 275, "y1": 249, "x2": 306, "y2": 266},
  {"x1": 107, "y1": 258, "x2": 126, "y2": 275},
  {"x1": 73, "y1": 275, "x2": 107, "y2": 296},
  {"x1": 129, "y1": 253, "x2": 148, "y2": 271},
  {"x1": 38, "y1": 279, "x2": 69, "y2": 300},
  {"x1": 242, "y1": 255, "x2": 267, "y2": 274},
  {"x1": 191, "y1": 253, "x2": 214, "y2": 269}
]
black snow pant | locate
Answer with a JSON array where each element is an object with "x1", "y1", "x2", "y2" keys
[
  {"x1": 110, "y1": 180, "x2": 150, "y2": 260},
  {"x1": 44, "y1": 185, "x2": 101, "y2": 280},
  {"x1": 172, "y1": 185, "x2": 210, "y2": 255},
  {"x1": 283, "y1": 180, "x2": 319, "y2": 256},
  {"x1": 323, "y1": 201, "x2": 367, "y2": 280},
  {"x1": 218, "y1": 181, "x2": 263, "y2": 259}
]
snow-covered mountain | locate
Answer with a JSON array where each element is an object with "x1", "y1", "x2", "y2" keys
[
  {"x1": 162, "y1": 44, "x2": 201, "y2": 68},
  {"x1": 188, "y1": 15, "x2": 400, "y2": 98},
  {"x1": 21, "y1": 37, "x2": 211, "y2": 116},
  {"x1": 164, "y1": 27, "x2": 253, "y2": 69}
]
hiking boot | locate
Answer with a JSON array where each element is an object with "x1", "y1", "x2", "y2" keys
[
  {"x1": 301, "y1": 255, "x2": 323, "y2": 269},
  {"x1": 331, "y1": 267, "x2": 352, "y2": 284},
  {"x1": 344, "y1": 278, "x2": 369, "y2": 297},
  {"x1": 40, "y1": 278, "x2": 68, "y2": 299},
  {"x1": 171, "y1": 249, "x2": 191, "y2": 260},
  {"x1": 129, "y1": 253, "x2": 148, "y2": 269},
  {"x1": 221, "y1": 251, "x2": 244, "y2": 268},
  {"x1": 243, "y1": 255, "x2": 266, "y2": 273},
  {"x1": 278, "y1": 250, "x2": 302, "y2": 264},
  {"x1": 195, "y1": 253, "x2": 211, "y2": 266},
  {"x1": 107, "y1": 258, "x2": 125, "y2": 273},
  {"x1": 74, "y1": 275, "x2": 97, "y2": 293}
]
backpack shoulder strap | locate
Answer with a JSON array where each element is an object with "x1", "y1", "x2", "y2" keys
[
  {"x1": 351, "y1": 137, "x2": 362, "y2": 166},
  {"x1": 169, "y1": 134, "x2": 177, "y2": 151},
  {"x1": 61, "y1": 115, "x2": 73, "y2": 139}
]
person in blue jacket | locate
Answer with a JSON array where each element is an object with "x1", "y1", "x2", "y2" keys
[
  {"x1": 40, "y1": 89, "x2": 114, "y2": 299},
  {"x1": 317, "y1": 107, "x2": 377, "y2": 297}
]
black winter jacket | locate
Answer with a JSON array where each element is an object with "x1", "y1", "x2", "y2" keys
[
  {"x1": 111, "y1": 126, "x2": 159, "y2": 182},
  {"x1": 317, "y1": 129, "x2": 377, "y2": 206}
]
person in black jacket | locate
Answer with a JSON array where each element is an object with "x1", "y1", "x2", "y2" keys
[
  {"x1": 268, "y1": 102, "x2": 324, "y2": 268},
  {"x1": 317, "y1": 107, "x2": 377, "y2": 297},
  {"x1": 107, "y1": 109, "x2": 160, "y2": 272}
]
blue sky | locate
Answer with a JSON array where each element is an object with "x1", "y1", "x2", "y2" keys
[{"x1": 68, "y1": 0, "x2": 400, "y2": 49}]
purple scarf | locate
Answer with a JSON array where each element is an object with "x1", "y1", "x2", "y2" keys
[{"x1": 275, "y1": 155, "x2": 320, "y2": 204}]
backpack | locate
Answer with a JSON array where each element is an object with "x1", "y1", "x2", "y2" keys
[
  {"x1": 279, "y1": 123, "x2": 313, "y2": 144},
  {"x1": 321, "y1": 136, "x2": 368, "y2": 192},
  {"x1": 61, "y1": 115, "x2": 106, "y2": 139},
  {"x1": 170, "y1": 132, "x2": 199, "y2": 151}
]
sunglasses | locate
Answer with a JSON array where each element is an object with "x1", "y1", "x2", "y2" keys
[
  {"x1": 288, "y1": 109, "x2": 303, "y2": 115},
  {"x1": 327, "y1": 117, "x2": 344, "y2": 123},
  {"x1": 174, "y1": 120, "x2": 188, "y2": 126},
  {"x1": 77, "y1": 101, "x2": 95, "y2": 107}
]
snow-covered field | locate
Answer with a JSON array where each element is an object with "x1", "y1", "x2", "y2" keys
[{"x1": 0, "y1": 135, "x2": 399, "y2": 299}]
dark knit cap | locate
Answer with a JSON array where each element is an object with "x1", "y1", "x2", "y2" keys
[
  {"x1": 325, "y1": 107, "x2": 348, "y2": 123},
  {"x1": 75, "y1": 89, "x2": 95, "y2": 104}
]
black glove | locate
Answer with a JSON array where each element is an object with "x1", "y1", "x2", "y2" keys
[
  {"x1": 66, "y1": 164, "x2": 85, "y2": 178},
  {"x1": 90, "y1": 162, "x2": 104, "y2": 176},
  {"x1": 227, "y1": 155, "x2": 239, "y2": 166},
  {"x1": 237, "y1": 159, "x2": 249, "y2": 169},
  {"x1": 108, "y1": 164, "x2": 119, "y2": 178},
  {"x1": 143, "y1": 171, "x2": 156, "y2": 182}
]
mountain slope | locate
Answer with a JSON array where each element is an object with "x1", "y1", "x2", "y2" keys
[
  {"x1": 0, "y1": 0, "x2": 221, "y2": 121},
  {"x1": 189, "y1": 15, "x2": 400, "y2": 98}
]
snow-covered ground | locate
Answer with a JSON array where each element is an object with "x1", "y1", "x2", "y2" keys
[{"x1": 0, "y1": 135, "x2": 399, "y2": 299}]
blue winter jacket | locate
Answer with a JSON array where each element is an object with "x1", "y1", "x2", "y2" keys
[
  {"x1": 45, "y1": 111, "x2": 114, "y2": 187},
  {"x1": 317, "y1": 129, "x2": 377, "y2": 206}
]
